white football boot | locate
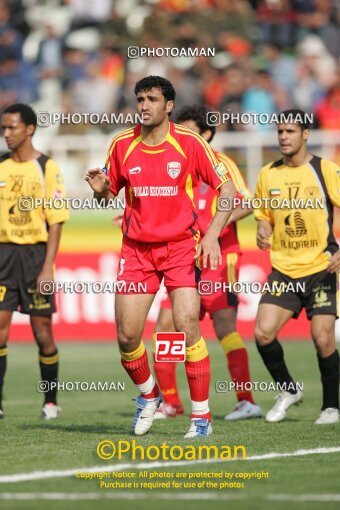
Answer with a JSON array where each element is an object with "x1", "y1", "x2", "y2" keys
[
  {"x1": 42, "y1": 403, "x2": 62, "y2": 420},
  {"x1": 184, "y1": 418, "x2": 212, "y2": 438},
  {"x1": 224, "y1": 400, "x2": 263, "y2": 421},
  {"x1": 315, "y1": 408, "x2": 339, "y2": 425},
  {"x1": 154, "y1": 403, "x2": 178, "y2": 419},
  {"x1": 266, "y1": 389, "x2": 303, "y2": 422},
  {"x1": 132, "y1": 394, "x2": 162, "y2": 435}
]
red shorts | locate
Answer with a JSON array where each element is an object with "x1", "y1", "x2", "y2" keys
[
  {"x1": 199, "y1": 252, "x2": 241, "y2": 319},
  {"x1": 159, "y1": 252, "x2": 241, "y2": 318},
  {"x1": 117, "y1": 237, "x2": 199, "y2": 294}
]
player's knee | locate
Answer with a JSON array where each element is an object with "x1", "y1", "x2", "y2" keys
[
  {"x1": 175, "y1": 316, "x2": 200, "y2": 343},
  {"x1": 214, "y1": 319, "x2": 234, "y2": 340},
  {"x1": 254, "y1": 322, "x2": 276, "y2": 345},
  {"x1": 313, "y1": 331, "x2": 335, "y2": 356},
  {"x1": 0, "y1": 326, "x2": 9, "y2": 346},
  {"x1": 31, "y1": 322, "x2": 54, "y2": 353},
  {"x1": 116, "y1": 328, "x2": 141, "y2": 351},
  {"x1": 0, "y1": 318, "x2": 11, "y2": 345}
]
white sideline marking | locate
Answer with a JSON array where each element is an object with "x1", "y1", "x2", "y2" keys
[
  {"x1": 1, "y1": 493, "x2": 340, "y2": 502},
  {"x1": 0, "y1": 447, "x2": 339, "y2": 484},
  {"x1": 268, "y1": 494, "x2": 340, "y2": 502},
  {"x1": 0, "y1": 492, "x2": 244, "y2": 501}
]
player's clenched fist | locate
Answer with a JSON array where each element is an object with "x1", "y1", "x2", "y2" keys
[
  {"x1": 327, "y1": 251, "x2": 340, "y2": 273},
  {"x1": 85, "y1": 168, "x2": 111, "y2": 194},
  {"x1": 257, "y1": 220, "x2": 272, "y2": 251}
]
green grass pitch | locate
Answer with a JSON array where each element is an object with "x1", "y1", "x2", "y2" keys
[{"x1": 0, "y1": 341, "x2": 339, "y2": 510}]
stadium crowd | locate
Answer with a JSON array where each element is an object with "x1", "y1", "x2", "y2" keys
[{"x1": 0, "y1": 0, "x2": 339, "y2": 132}]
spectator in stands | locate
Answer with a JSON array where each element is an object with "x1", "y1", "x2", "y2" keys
[
  {"x1": 256, "y1": 0, "x2": 298, "y2": 48},
  {"x1": 261, "y1": 43, "x2": 297, "y2": 94},
  {"x1": 0, "y1": 0, "x2": 23, "y2": 62},
  {"x1": 293, "y1": 60, "x2": 324, "y2": 114},
  {"x1": 242, "y1": 69, "x2": 286, "y2": 131},
  {"x1": 219, "y1": 64, "x2": 247, "y2": 131},
  {"x1": 36, "y1": 24, "x2": 63, "y2": 80}
]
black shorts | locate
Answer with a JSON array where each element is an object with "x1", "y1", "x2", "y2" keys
[
  {"x1": 0, "y1": 243, "x2": 56, "y2": 315},
  {"x1": 259, "y1": 268, "x2": 338, "y2": 320}
]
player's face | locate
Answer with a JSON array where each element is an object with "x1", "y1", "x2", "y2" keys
[
  {"x1": 277, "y1": 123, "x2": 309, "y2": 157},
  {"x1": 136, "y1": 88, "x2": 173, "y2": 127},
  {"x1": 1, "y1": 113, "x2": 34, "y2": 151}
]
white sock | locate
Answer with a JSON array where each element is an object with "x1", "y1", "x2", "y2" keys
[
  {"x1": 191, "y1": 399, "x2": 209, "y2": 417},
  {"x1": 138, "y1": 374, "x2": 157, "y2": 396}
]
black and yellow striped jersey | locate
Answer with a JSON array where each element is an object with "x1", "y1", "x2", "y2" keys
[
  {"x1": 0, "y1": 153, "x2": 69, "y2": 244},
  {"x1": 254, "y1": 155, "x2": 339, "y2": 278}
]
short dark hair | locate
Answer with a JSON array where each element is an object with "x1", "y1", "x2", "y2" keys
[
  {"x1": 277, "y1": 109, "x2": 311, "y2": 130},
  {"x1": 134, "y1": 75, "x2": 176, "y2": 102},
  {"x1": 176, "y1": 104, "x2": 216, "y2": 142},
  {"x1": 3, "y1": 103, "x2": 37, "y2": 127}
]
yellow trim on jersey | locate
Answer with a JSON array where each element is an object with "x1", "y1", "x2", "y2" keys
[
  {"x1": 106, "y1": 130, "x2": 135, "y2": 171},
  {"x1": 165, "y1": 132, "x2": 187, "y2": 159},
  {"x1": 185, "y1": 173, "x2": 195, "y2": 207},
  {"x1": 107, "y1": 128, "x2": 134, "y2": 160},
  {"x1": 174, "y1": 125, "x2": 218, "y2": 168},
  {"x1": 220, "y1": 332, "x2": 244, "y2": 354},
  {"x1": 120, "y1": 342, "x2": 146, "y2": 361},
  {"x1": 128, "y1": 186, "x2": 133, "y2": 208},
  {"x1": 140, "y1": 149, "x2": 167, "y2": 154},
  {"x1": 218, "y1": 153, "x2": 250, "y2": 195},
  {"x1": 211, "y1": 195, "x2": 217, "y2": 216},
  {"x1": 140, "y1": 123, "x2": 171, "y2": 146},
  {"x1": 227, "y1": 253, "x2": 238, "y2": 284},
  {"x1": 0, "y1": 347, "x2": 8, "y2": 357},
  {"x1": 123, "y1": 134, "x2": 143, "y2": 164},
  {"x1": 215, "y1": 177, "x2": 230, "y2": 189},
  {"x1": 39, "y1": 353, "x2": 60, "y2": 365},
  {"x1": 186, "y1": 337, "x2": 208, "y2": 362}
]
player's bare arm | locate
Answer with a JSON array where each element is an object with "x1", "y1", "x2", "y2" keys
[
  {"x1": 36, "y1": 223, "x2": 63, "y2": 293},
  {"x1": 196, "y1": 180, "x2": 236, "y2": 270},
  {"x1": 227, "y1": 203, "x2": 253, "y2": 224},
  {"x1": 256, "y1": 220, "x2": 272, "y2": 250},
  {"x1": 327, "y1": 251, "x2": 340, "y2": 273},
  {"x1": 85, "y1": 168, "x2": 115, "y2": 202}
]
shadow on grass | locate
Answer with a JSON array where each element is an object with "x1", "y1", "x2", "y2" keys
[{"x1": 18, "y1": 423, "x2": 123, "y2": 434}]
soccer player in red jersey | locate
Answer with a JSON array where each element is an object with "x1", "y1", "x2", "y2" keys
[
  {"x1": 152, "y1": 105, "x2": 263, "y2": 421},
  {"x1": 85, "y1": 76, "x2": 236, "y2": 437}
]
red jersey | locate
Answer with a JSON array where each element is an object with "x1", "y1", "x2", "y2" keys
[
  {"x1": 195, "y1": 152, "x2": 251, "y2": 254},
  {"x1": 105, "y1": 123, "x2": 231, "y2": 243}
]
